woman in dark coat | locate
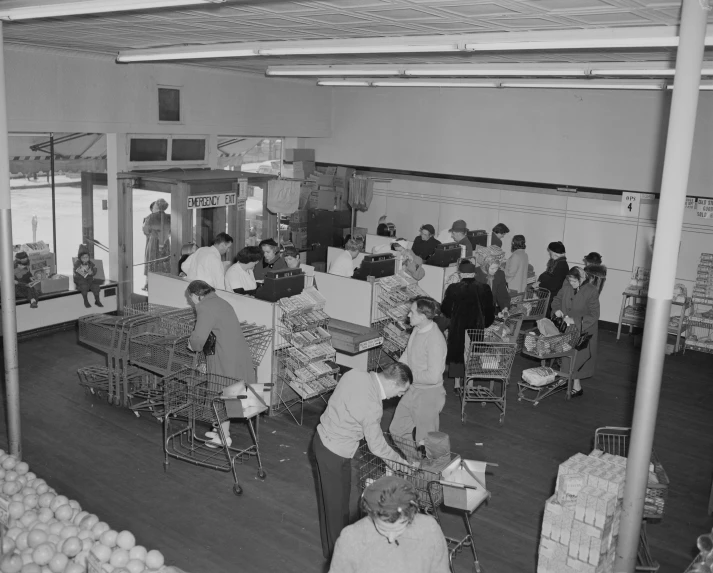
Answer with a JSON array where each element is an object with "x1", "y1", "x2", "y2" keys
[
  {"x1": 537, "y1": 241, "x2": 569, "y2": 316},
  {"x1": 187, "y1": 280, "x2": 256, "y2": 447},
  {"x1": 143, "y1": 198, "x2": 171, "y2": 286},
  {"x1": 551, "y1": 267, "x2": 600, "y2": 398},
  {"x1": 475, "y1": 256, "x2": 511, "y2": 314},
  {"x1": 441, "y1": 260, "x2": 495, "y2": 392},
  {"x1": 583, "y1": 252, "x2": 607, "y2": 294}
]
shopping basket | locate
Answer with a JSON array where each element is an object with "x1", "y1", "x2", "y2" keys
[
  {"x1": 129, "y1": 333, "x2": 196, "y2": 376},
  {"x1": 355, "y1": 432, "x2": 456, "y2": 514},
  {"x1": 594, "y1": 427, "x2": 669, "y2": 520}
]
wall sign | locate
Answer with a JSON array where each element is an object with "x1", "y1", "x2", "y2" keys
[
  {"x1": 696, "y1": 198, "x2": 713, "y2": 219},
  {"x1": 238, "y1": 178, "x2": 248, "y2": 198},
  {"x1": 620, "y1": 192, "x2": 641, "y2": 217},
  {"x1": 187, "y1": 193, "x2": 237, "y2": 209},
  {"x1": 685, "y1": 197, "x2": 697, "y2": 210}
]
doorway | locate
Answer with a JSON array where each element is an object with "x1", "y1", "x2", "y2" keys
[{"x1": 134, "y1": 189, "x2": 173, "y2": 295}]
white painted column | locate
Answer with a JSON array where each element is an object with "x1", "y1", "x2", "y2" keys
[{"x1": 106, "y1": 133, "x2": 127, "y2": 282}]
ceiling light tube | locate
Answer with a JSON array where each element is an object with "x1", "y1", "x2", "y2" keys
[
  {"x1": 501, "y1": 82, "x2": 664, "y2": 90},
  {"x1": 317, "y1": 81, "x2": 371, "y2": 87},
  {"x1": 592, "y1": 68, "x2": 713, "y2": 77},
  {"x1": 0, "y1": 0, "x2": 225, "y2": 20},
  {"x1": 267, "y1": 68, "x2": 401, "y2": 77},
  {"x1": 404, "y1": 68, "x2": 586, "y2": 77},
  {"x1": 119, "y1": 49, "x2": 256, "y2": 62},
  {"x1": 371, "y1": 81, "x2": 498, "y2": 88},
  {"x1": 466, "y1": 38, "x2": 681, "y2": 51},
  {"x1": 666, "y1": 84, "x2": 713, "y2": 90},
  {"x1": 258, "y1": 44, "x2": 459, "y2": 56}
]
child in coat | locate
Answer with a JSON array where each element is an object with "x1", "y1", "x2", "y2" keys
[
  {"x1": 14, "y1": 251, "x2": 39, "y2": 309},
  {"x1": 74, "y1": 245, "x2": 103, "y2": 308}
]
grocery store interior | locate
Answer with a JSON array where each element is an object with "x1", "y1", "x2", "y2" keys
[{"x1": 0, "y1": 1, "x2": 713, "y2": 573}]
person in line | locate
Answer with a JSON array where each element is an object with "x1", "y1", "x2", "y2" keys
[
  {"x1": 376, "y1": 215, "x2": 392, "y2": 237},
  {"x1": 410, "y1": 224, "x2": 440, "y2": 261},
  {"x1": 186, "y1": 280, "x2": 255, "y2": 447},
  {"x1": 552, "y1": 267, "x2": 600, "y2": 398},
  {"x1": 441, "y1": 260, "x2": 495, "y2": 393},
  {"x1": 491, "y1": 223, "x2": 510, "y2": 248},
  {"x1": 313, "y1": 363, "x2": 414, "y2": 559},
  {"x1": 583, "y1": 252, "x2": 607, "y2": 294},
  {"x1": 142, "y1": 198, "x2": 171, "y2": 291},
  {"x1": 504, "y1": 234, "x2": 529, "y2": 295},
  {"x1": 141, "y1": 201, "x2": 156, "y2": 291},
  {"x1": 391, "y1": 240, "x2": 425, "y2": 282},
  {"x1": 283, "y1": 245, "x2": 316, "y2": 286},
  {"x1": 73, "y1": 245, "x2": 103, "y2": 309},
  {"x1": 182, "y1": 232, "x2": 234, "y2": 290},
  {"x1": 389, "y1": 297, "x2": 447, "y2": 445},
  {"x1": 449, "y1": 219, "x2": 473, "y2": 258},
  {"x1": 329, "y1": 237, "x2": 363, "y2": 278},
  {"x1": 225, "y1": 246, "x2": 262, "y2": 295},
  {"x1": 253, "y1": 238, "x2": 287, "y2": 282},
  {"x1": 476, "y1": 255, "x2": 511, "y2": 315},
  {"x1": 13, "y1": 251, "x2": 39, "y2": 309},
  {"x1": 178, "y1": 242, "x2": 197, "y2": 277},
  {"x1": 536, "y1": 241, "x2": 569, "y2": 316},
  {"x1": 329, "y1": 476, "x2": 449, "y2": 573}
]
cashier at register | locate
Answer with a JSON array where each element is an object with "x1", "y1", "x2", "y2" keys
[
  {"x1": 283, "y1": 245, "x2": 315, "y2": 278},
  {"x1": 328, "y1": 237, "x2": 363, "y2": 278},
  {"x1": 253, "y1": 238, "x2": 287, "y2": 282}
]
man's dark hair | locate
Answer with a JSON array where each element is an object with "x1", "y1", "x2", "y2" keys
[
  {"x1": 381, "y1": 363, "x2": 413, "y2": 387},
  {"x1": 214, "y1": 232, "x2": 234, "y2": 246},
  {"x1": 187, "y1": 280, "x2": 215, "y2": 297},
  {"x1": 411, "y1": 296, "x2": 440, "y2": 320},
  {"x1": 235, "y1": 246, "x2": 262, "y2": 264},
  {"x1": 493, "y1": 223, "x2": 510, "y2": 235}
]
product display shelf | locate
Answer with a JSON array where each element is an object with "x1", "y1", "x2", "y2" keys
[
  {"x1": 684, "y1": 254, "x2": 713, "y2": 354},
  {"x1": 368, "y1": 275, "x2": 428, "y2": 371},
  {"x1": 273, "y1": 289, "x2": 340, "y2": 425},
  {"x1": 616, "y1": 288, "x2": 688, "y2": 353}
]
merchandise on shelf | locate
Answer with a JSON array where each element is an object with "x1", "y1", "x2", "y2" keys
[{"x1": 686, "y1": 253, "x2": 713, "y2": 353}]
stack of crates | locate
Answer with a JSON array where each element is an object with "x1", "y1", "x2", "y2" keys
[{"x1": 290, "y1": 210, "x2": 309, "y2": 250}]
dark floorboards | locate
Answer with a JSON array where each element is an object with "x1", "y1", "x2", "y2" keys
[{"x1": 0, "y1": 329, "x2": 711, "y2": 572}]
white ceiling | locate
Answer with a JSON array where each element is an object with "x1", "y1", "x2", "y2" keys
[{"x1": 3, "y1": 0, "x2": 713, "y2": 75}]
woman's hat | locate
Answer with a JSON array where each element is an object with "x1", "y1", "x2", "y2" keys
[
  {"x1": 363, "y1": 476, "x2": 417, "y2": 511},
  {"x1": 548, "y1": 241, "x2": 566, "y2": 255},
  {"x1": 420, "y1": 224, "x2": 436, "y2": 235},
  {"x1": 14, "y1": 251, "x2": 29, "y2": 263},
  {"x1": 392, "y1": 240, "x2": 409, "y2": 250},
  {"x1": 458, "y1": 260, "x2": 476, "y2": 274},
  {"x1": 155, "y1": 198, "x2": 169, "y2": 211},
  {"x1": 449, "y1": 220, "x2": 468, "y2": 233}
]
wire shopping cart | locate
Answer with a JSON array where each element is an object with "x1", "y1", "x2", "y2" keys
[
  {"x1": 462, "y1": 327, "x2": 519, "y2": 425},
  {"x1": 510, "y1": 287, "x2": 551, "y2": 351},
  {"x1": 163, "y1": 369, "x2": 267, "y2": 496}
]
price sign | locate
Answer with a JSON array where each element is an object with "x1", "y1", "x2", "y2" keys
[
  {"x1": 696, "y1": 198, "x2": 713, "y2": 219},
  {"x1": 685, "y1": 197, "x2": 697, "y2": 210},
  {"x1": 620, "y1": 193, "x2": 641, "y2": 217},
  {"x1": 238, "y1": 178, "x2": 248, "y2": 199}
]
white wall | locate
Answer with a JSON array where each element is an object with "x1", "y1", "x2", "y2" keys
[
  {"x1": 354, "y1": 174, "x2": 713, "y2": 324},
  {"x1": 5, "y1": 46, "x2": 330, "y2": 137},
  {"x1": 312, "y1": 86, "x2": 713, "y2": 197}
]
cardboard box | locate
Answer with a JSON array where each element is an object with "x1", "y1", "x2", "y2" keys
[
  {"x1": 290, "y1": 209, "x2": 309, "y2": 224},
  {"x1": 40, "y1": 275, "x2": 70, "y2": 294},
  {"x1": 291, "y1": 231, "x2": 308, "y2": 250},
  {"x1": 284, "y1": 148, "x2": 315, "y2": 162},
  {"x1": 342, "y1": 227, "x2": 367, "y2": 240},
  {"x1": 329, "y1": 319, "x2": 383, "y2": 355},
  {"x1": 315, "y1": 190, "x2": 336, "y2": 211}
]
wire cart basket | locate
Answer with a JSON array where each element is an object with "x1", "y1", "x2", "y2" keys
[
  {"x1": 517, "y1": 325, "x2": 584, "y2": 406},
  {"x1": 594, "y1": 427, "x2": 670, "y2": 572},
  {"x1": 462, "y1": 327, "x2": 519, "y2": 425},
  {"x1": 163, "y1": 369, "x2": 267, "y2": 496}
]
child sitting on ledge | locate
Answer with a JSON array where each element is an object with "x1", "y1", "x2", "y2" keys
[{"x1": 74, "y1": 245, "x2": 103, "y2": 309}]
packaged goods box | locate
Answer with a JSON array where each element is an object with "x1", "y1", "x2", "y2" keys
[
  {"x1": 290, "y1": 210, "x2": 309, "y2": 224},
  {"x1": 284, "y1": 149, "x2": 315, "y2": 162},
  {"x1": 40, "y1": 275, "x2": 70, "y2": 294},
  {"x1": 329, "y1": 319, "x2": 383, "y2": 355}
]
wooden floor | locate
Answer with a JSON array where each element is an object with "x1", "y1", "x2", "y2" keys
[{"x1": 0, "y1": 328, "x2": 711, "y2": 573}]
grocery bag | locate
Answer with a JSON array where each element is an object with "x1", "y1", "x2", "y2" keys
[
  {"x1": 522, "y1": 367, "x2": 557, "y2": 387},
  {"x1": 267, "y1": 180, "x2": 301, "y2": 214},
  {"x1": 441, "y1": 458, "x2": 490, "y2": 512},
  {"x1": 222, "y1": 382, "x2": 268, "y2": 418}
]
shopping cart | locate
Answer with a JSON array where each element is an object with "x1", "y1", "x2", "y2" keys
[
  {"x1": 163, "y1": 368, "x2": 267, "y2": 496},
  {"x1": 510, "y1": 287, "x2": 551, "y2": 350},
  {"x1": 594, "y1": 427, "x2": 670, "y2": 572},
  {"x1": 517, "y1": 325, "x2": 586, "y2": 405},
  {"x1": 461, "y1": 328, "x2": 518, "y2": 425}
]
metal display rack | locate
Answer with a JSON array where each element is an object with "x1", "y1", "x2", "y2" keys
[
  {"x1": 274, "y1": 289, "x2": 340, "y2": 425},
  {"x1": 684, "y1": 253, "x2": 713, "y2": 353}
]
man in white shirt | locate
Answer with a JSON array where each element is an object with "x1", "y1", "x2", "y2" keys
[
  {"x1": 225, "y1": 245, "x2": 262, "y2": 294},
  {"x1": 181, "y1": 232, "x2": 233, "y2": 290},
  {"x1": 328, "y1": 237, "x2": 362, "y2": 278}
]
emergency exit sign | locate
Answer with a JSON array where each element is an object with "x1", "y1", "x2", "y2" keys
[{"x1": 187, "y1": 193, "x2": 237, "y2": 209}]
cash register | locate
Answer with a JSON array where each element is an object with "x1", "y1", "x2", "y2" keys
[
  {"x1": 255, "y1": 268, "x2": 304, "y2": 302},
  {"x1": 353, "y1": 253, "x2": 396, "y2": 281},
  {"x1": 425, "y1": 242, "x2": 462, "y2": 267}
]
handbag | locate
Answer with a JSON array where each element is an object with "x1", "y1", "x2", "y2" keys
[
  {"x1": 551, "y1": 315, "x2": 569, "y2": 333},
  {"x1": 203, "y1": 331, "x2": 217, "y2": 356}
]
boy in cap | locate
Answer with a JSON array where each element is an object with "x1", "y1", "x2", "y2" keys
[
  {"x1": 14, "y1": 252, "x2": 39, "y2": 309},
  {"x1": 449, "y1": 220, "x2": 473, "y2": 257},
  {"x1": 410, "y1": 224, "x2": 440, "y2": 261},
  {"x1": 329, "y1": 476, "x2": 449, "y2": 573},
  {"x1": 74, "y1": 245, "x2": 103, "y2": 308}
]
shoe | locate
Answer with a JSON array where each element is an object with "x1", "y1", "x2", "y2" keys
[
  {"x1": 30, "y1": 301, "x2": 38, "y2": 309},
  {"x1": 206, "y1": 435, "x2": 232, "y2": 449},
  {"x1": 95, "y1": 300, "x2": 104, "y2": 308},
  {"x1": 204, "y1": 431, "x2": 218, "y2": 439},
  {"x1": 570, "y1": 388, "x2": 584, "y2": 398},
  {"x1": 83, "y1": 300, "x2": 91, "y2": 309}
]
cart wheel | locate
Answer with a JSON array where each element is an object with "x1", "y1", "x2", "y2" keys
[
  {"x1": 481, "y1": 403, "x2": 486, "y2": 408},
  {"x1": 163, "y1": 462, "x2": 168, "y2": 473},
  {"x1": 156, "y1": 417, "x2": 163, "y2": 423},
  {"x1": 499, "y1": 415, "x2": 504, "y2": 425},
  {"x1": 233, "y1": 484, "x2": 243, "y2": 496},
  {"x1": 257, "y1": 469, "x2": 267, "y2": 480},
  {"x1": 89, "y1": 388, "x2": 95, "y2": 395},
  {"x1": 518, "y1": 397, "x2": 522, "y2": 402},
  {"x1": 134, "y1": 411, "x2": 140, "y2": 418},
  {"x1": 533, "y1": 401, "x2": 539, "y2": 407},
  {"x1": 474, "y1": 562, "x2": 484, "y2": 573}
]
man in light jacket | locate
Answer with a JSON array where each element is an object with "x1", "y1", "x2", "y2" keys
[
  {"x1": 181, "y1": 232, "x2": 233, "y2": 290},
  {"x1": 389, "y1": 297, "x2": 448, "y2": 444}
]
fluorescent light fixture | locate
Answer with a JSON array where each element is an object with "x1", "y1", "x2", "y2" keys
[
  {"x1": 118, "y1": 48, "x2": 256, "y2": 62},
  {"x1": 317, "y1": 80, "x2": 371, "y2": 87},
  {"x1": 267, "y1": 67, "x2": 401, "y2": 77},
  {"x1": 404, "y1": 67, "x2": 586, "y2": 77},
  {"x1": 371, "y1": 80, "x2": 498, "y2": 88},
  {"x1": 592, "y1": 68, "x2": 713, "y2": 77},
  {"x1": 258, "y1": 44, "x2": 458, "y2": 56},
  {"x1": 0, "y1": 0, "x2": 225, "y2": 20},
  {"x1": 466, "y1": 38, "x2": 684, "y2": 51},
  {"x1": 666, "y1": 84, "x2": 713, "y2": 90},
  {"x1": 501, "y1": 82, "x2": 664, "y2": 90}
]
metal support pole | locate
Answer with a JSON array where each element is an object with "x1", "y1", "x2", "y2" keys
[
  {"x1": 614, "y1": 1, "x2": 707, "y2": 571},
  {"x1": 0, "y1": 22, "x2": 22, "y2": 458},
  {"x1": 50, "y1": 133, "x2": 57, "y2": 262}
]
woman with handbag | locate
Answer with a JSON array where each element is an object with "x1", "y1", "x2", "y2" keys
[
  {"x1": 551, "y1": 267, "x2": 600, "y2": 398},
  {"x1": 142, "y1": 198, "x2": 171, "y2": 290},
  {"x1": 187, "y1": 280, "x2": 256, "y2": 447}
]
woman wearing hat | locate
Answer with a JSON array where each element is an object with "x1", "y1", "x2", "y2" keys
[
  {"x1": 551, "y1": 267, "x2": 600, "y2": 398},
  {"x1": 329, "y1": 476, "x2": 449, "y2": 573},
  {"x1": 583, "y1": 252, "x2": 607, "y2": 294},
  {"x1": 142, "y1": 198, "x2": 171, "y2": 290},
  {"x1": 391, "y1": 241, "x2": 425, "y2": 282},
  {"x1": 475, "y1": 255, "x2": 511, "y2": 315},
  {"x1": 14, "y1": 252, "x2": 39, "y2": 309},
  {"x1": 537, "y1": 241, "x2": 569, "y2": 316},
  {"x1": 441, "y1": 260, "x2": 495, "y2": 392},
  {"x1": 449, "y1": 220, "x2": 473, "y2": 258},
  {"x1": 411, "y1": 224, "x2": 440, "y2": 261}
]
